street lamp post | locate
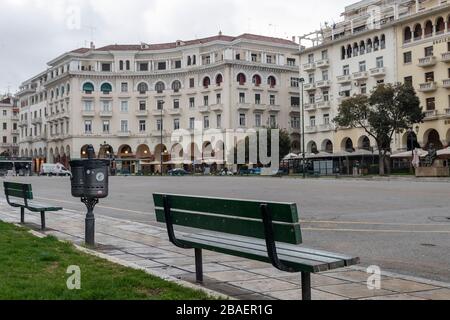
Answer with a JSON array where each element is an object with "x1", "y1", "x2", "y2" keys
[
  {"x1": 160, "y1": 101, "x2": 165, "y2": 176},
  {"x1": 299, "y1": 78, "x2": 306, "y2": 178}
]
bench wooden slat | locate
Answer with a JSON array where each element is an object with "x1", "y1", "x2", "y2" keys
[
  {"x1": 153, "y1": 193, "x2": 299, "y2": 223},
  {"x1": 185, "y1": 233, "x2": 351, "y2": 268},
  {"x1": 4, "y1": 182, "x2": 33, "y2": 199},
  {"x1": 155, "y1": 208, "x2": 302, "y2": 245},
  {"x1": 179, "y1": 234, "x2": 342, "y2": 273}
]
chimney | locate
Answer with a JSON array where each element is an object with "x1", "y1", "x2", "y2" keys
[
  {"x1": 219, "y1": 30, "x2": 223, "y2": 36},
  {"x1": 90, "y1": 41, "x2": 95, "y2": 49},
  {"x1": 292, "y1": 36, "x2": 296, "y2": 43}
]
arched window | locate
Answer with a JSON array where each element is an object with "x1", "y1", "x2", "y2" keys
[
  {"x1": 215, "y1": 74, "x2": 223, "y2": 86},
  {"x1": 267, "y1": 76, "x2": 276, "y2": 88},
  {"x1": 56, "y1": 88, "x2": 59, "y2": 97},
  {"x1": 345, "y1": 138, "x2": 354, "y2": 152},
  {"x1": 171, "y1": 80, "x2": 182, "y2": 92},
  {"x1": 82, "y1": 82, "x2": 94, "y2": 94},
  {"x1": 126, "y1": 60, "x2": 130, "y2": 70},
  {"x1": 414, "y1": 24, "x2": 423, "y2": 39},
  {"x1": 67, "y1": 84, "x2": 70, "y2": 94},
  {"x1": 137, "y1": 82, "x2": 148, "y2": 94},
  {"x1": 341, "y1": 46, "x2": 346, "y2": 60},
  {"x1": 61, "y1": 86, "x2": 65, "y2": 95},
  {"x1": 374, "y1": 36, "x2": 380, "y2": 51},
  {"x1": 187, "y1": 56, "x2": 192, "y2": 66},
  {"x1": 436, "y1": 17, "x2": 445, "y2": 34},
  {"x1": 359, "y1": 41, "x2": 365, "y2": 55},
  {"x1": 100, "y1": 83, "x2": 112, "y2": 94},
  {"x1": 155, "y1": 81, "x2": 165, "y2": 93},
  {"x1": 237, "y1": 73, "x2": 246, "y2": 85},
  {"x1": 404, "y1": 26, "x2": 412, "y2": 43},
  {"x1": 424, "y1": 20, "x2": 433, "y2": 37},
  {"x1": 353, "y1": 43, "x2": 359, "y2": 56},
  {"x1": 380, "y1": 34, "x2": 386, "y2": 49},
  {"x1": 252, "y1": 74, "x2": 262, "y2": 86},
  {"x1": 203, "y1": 77, "x2": 211, "y2": 88},
  {"x1": 346, "y1": 45, "x2": 352, "y2": 58},
  {"x1": 119, "y1": 60, "x2": 124, "y2": 70},
  {"x1": 367, "y1": 39, "x2": 373, "y2": 53}
]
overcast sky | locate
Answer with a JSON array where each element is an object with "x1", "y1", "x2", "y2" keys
[{"x1": 0, "y1": 0, "x2": 356, "y2": 93}]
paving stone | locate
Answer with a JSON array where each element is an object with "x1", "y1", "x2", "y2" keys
[
  {"x1": 361, "y1": 294, "x2": 427, "y2": 300},
  {"x1": 325, "y1": 270, "x2": 391, "y2": 283},
  {"x1": 150, "y1": 266, "x2": 191, "y2": 277},
  {"x1": 268, "y1": 289, "x2": 347, "y2": 301},
  {"x1": 205, "y1": 270, "x2": 265, "y2": 282},
  {"x1": 233, "y1": 293, "x2": 273, "y2": 300},
  {"x1": 180, "y1": 274, "x2": 254, "y2": 297},
  {"x1": 282, "y1": 274, "x2": 350, "y2": 287},
  {"x1": 379, "y1": 279, "x2": 439, "y2": 293},
  {"x1": 154, "y1": 257, "x2": 198, "y2": 266},
  {"x1": 318, "y1": 283, "x2": 395, "y2": 299},
  {"x1": 130, "y1": 260, "x2": 165, "y2": 268},
  {"x1": 229, "y1": 278, "x2": 299, "y2": 293},
  {"x1": 220, "y1": 260, "x2": 268, "y2": 269},
  {"x1": 178, "y1": 263, "x2": 234, "y2": 273},
  {"x1": 409, "y1": 288, "x2": 450, "y2": 300}
]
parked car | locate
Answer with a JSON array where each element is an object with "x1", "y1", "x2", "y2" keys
[
  {"x1": 168, "y1": 168, "x2": 190, "y2": 176},
  {"x1": 40, "y1": 163, "x2": 72, "y2": 177}
]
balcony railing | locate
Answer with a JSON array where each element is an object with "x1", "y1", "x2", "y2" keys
[
  {"x1": 117, "y1": 131, "x2": 131, "y2": 137},
  {"x1": 418, "y1": 56, "x2": 437, "y2": 67},
  {"x1": 337, "y1": 75, "x2": 352, "y2": 84},
  {"x1": 268, "y1": 105, "x2": 281, "y2": 112},
  {"x1": 135, "y1": 109, "x2": 149, "y2": 116},
  {"x1": 304, "y1": 103, "x2": 316, "y2": 111},
  {"x1": 303, "y1": 62, "x2": 316, "y2": 71},
  {"x1": 99, "y1": 110, "x2": 113, "y2": 117},
  {"x1": 316, "y1": 101, "x2": 331, "y2": 109},
  {"x1": 316, "y1": 80, "x2": 331, "y2": 88},
  {"x1": 353, "y1": 71, "x2": 369, "y2": 80},
  {"x1": 210, "y1": 104, "x2": 224, "y2": 112},
  {"x1": 442, "y1": 52, "x2": 450, "y2": 63},
  {"x1": 237, "y1": 103, "x2": 251, "y2": 111},
  {"x1": 303, "y1": 83, "x2": 316, "y2": 91},
  {"x1": 168, "y1": 108, "x2": 182, "y2": 116},
  {"x1": 443, "y1": 79, "x2": 450, "y2": 88},
  {"x1": 370, "y1": 67, "x2": 386, "y2": 77},
  {"x1": 82, "y1": 110, "x2": 96, "y2": 117},
  {"x1": 198, "y1": 106, "x2": 210, "y2": 113},
  {"x1": 305, "y1": 126, "x2": 318, "y2": 133},
  {"x1": 315, "y1": 59, "x2": 329, "y2": 68},
  {"x1": 253, "y1": 104, "x2": 267, "y2": 111},
  {"x1": 424, "y1": 110, "x2": 438, "y2": 119},
  {"x1": 418, "y1": 82, "x2": 437, "y2": 92}
]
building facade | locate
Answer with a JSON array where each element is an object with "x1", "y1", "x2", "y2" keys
[
  {"x1": 0, "y1": 95, "x2": 19, "y2": 157},
  {"x1": 17, "y1": 33, "x2": 301, "y2": 174},
  {"x1": 298, "y1": 0, "x2": 450, "y2": 173}
]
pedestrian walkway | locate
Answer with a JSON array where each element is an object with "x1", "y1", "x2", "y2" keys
[{"x1": 1, "y1": 201, "x2": 449, "y2": 300}]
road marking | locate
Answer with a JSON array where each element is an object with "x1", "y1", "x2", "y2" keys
[
  {"x1": 301, "y1": 220, "x2": 450, "y2": 227},
  {"x1": 35, "y1": 197, "x2": 150, "y2": 215},
  {"x1": 304, "y1": 227, "x2": 450, "y2": 234}
]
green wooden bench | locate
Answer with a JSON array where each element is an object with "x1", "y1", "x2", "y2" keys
[
  {"x1": 153, "y1": 193, "x2": 360, "y2": 300},
  {"x1": 4, "y1": 182, "x2": 63, "y2": 230}
]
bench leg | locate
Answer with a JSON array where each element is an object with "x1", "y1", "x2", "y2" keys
[
  {"x1": 195, "y1": 248, "x2": 203, "y2": 283},
  {"x1": 40, "y1": 211, "x2": 46, "y2": 231},
  {"x1": 301, "y1": 272, "x2": 312, "y2": 301},
  {"x1": 20, "y1": 207, "x2": 25, "y2": 224}
]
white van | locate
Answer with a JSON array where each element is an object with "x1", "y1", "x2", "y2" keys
[{"x1": 40, "y1": 163, "x2": 72, "y2": 177}]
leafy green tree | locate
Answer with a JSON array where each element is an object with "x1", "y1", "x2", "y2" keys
[{"x1": 334, "y1": 83, "x2": 424, "y2": 175}]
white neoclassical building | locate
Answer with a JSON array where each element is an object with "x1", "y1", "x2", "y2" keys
[
  {"x1": 16, "y1": 33, "x2": 301, "y2": 174},
  {"x1": 0, "y1": 95, "x2": 19, "y2": 157}
]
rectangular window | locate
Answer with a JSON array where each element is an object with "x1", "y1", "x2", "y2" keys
[
  {"x1": 189, "y1": 78, "x2": 195, "y2": 88},
  {"x1": 84, "y1": 101, "x2": 93, "y2": 111},
  {"x1": 156, "y1": 119, "x2": 163, "y2": 131},
  {"x1": 308, "y1": 73, "x2": 315, "y2": 84},
  {"x1": 121, "y1": 120, "x2": 128, "y2": 132},
  {"x1": 266, "y1": 55, "x2": 273, "y2": 64},
  {"x1": 310, "y1": 116, "x2": 316, "y2": 127},
  {"x1": 269, "y1": 115, "x2": 277, "y2": 128},
  {"x1": 239, "y1": 113, "x2": 246, "y2": 127},
  {"x1": 255, "y1": 94, "x2": 261, "y2": 105},
  {"x1": 376, "y1": 57, "x2": 384, "y2": 68},
  {"x1": 139, "y1": 101, "x2": 146, "y2": 111},
  {"x1": 174, "y1": 118, "x2": 180, "y2": 130},
  {"x1": 175, "y1": 60, "x2": 181, "y2": 69},
  {"x1": 404, "y1": 52, "x2": 412, "y2": 64},
  {"x1": 425, "y1": 46, "x2": 434, "y2": 57},
  {"x1": 157, "y1": 62, "x2": 166, "y2": 70},
  {"x1": 324, "y1": 114, "x2": 330, "y2": 125},
  {"x1": 309, "y1": 94, "x2": 315, "y2": 104},
  {"x1": 157, "y1": 100, "x2": 164, "y2": 110},
  {"x1": 322, "y1": 70, "x2": 329, "y2": 81},
  {"x1": 189, "y1": 97, "x2": 195, "y2": 108},
  {"x1": 359, "y1": 61, "x2": 366, "y2": 72},
  {"x1": 2, "y1": 110, "x2": 7, "y2": 116},
  {"x1": 404, "y1": 76, "x2": 413, "y2": 86},
  {"x1": 102, "y1": 120, "x2": 110, "y2": 133},
  {"x1": 291, "y1": 77, "x2": 299, "y2": 87},
  {"x1": 308, "y1": 53, "x2": 314, "y2": 63},
  {"x1": 189, "y1": 117, "x2": 195, "y2": 129},
  {"x1": 269, "y1": 95, "x2": 276, "y2": 105},
  {"x1": 121, "y1": 82, "x2": 128, "y2": 92},
  {"x1": 291, "y1": 96, "x2": 300, "y2": 107},
  {"x1": 425, "y1": 72, "x2": 434, "y2": 82},
  {"x1": 173, "y1": 99, "x2": 180, "y2": 109},
  {"x1": 323, "y1": 91, "x2": 329, "y2": 102},
  {"x1": 203, "y1": 96, "x2": 209, "y2": 106},
  {"x1": 426, "y1": 97, "x2": 435, "y2": 111},
  {"x1": 2, "y1": 136, "x2": 6, "y2": 143},
  {"x1": 139, "y1": 120, "x2": 146, "y2": 132},
  {"x1": 321, "y1": 50, "x2": 328, "y2": 60},
  {"x1": 216, "y1": 93, "x2": 221, "y2": 104},
  {"x1": 203, "y1": 116, "x2": 209, "y2": 129},
  {"x1": 121, "y1": 101, "x2": 129, "y2": 113},
  {"x1": 343, "y1": 65, "x2": 350, "y2": 75},
  {"x1": 216, "y1": 114, "x2": 222, "y2": 128},
  {"x1": 251, "y1": 54, "x2": 258, "y2": 62},
  {"x1": 361, "y1": 83, "x2": 367, "y2": 94},
  {"x1": 291, "y1": 117, "x2": 300, "y2": 128},
  {"x1": 84, "y1": 120, "x2": 92, "y2": 134},
  {"x1": 2, "y1": 123, "x2": 6, "y2": 130},
  {"x1": 101, "y1": 63, "x2": 111, "y2": 72},
  {"x1": 239, "y1": 92, "x2": 246, "y2": 104},
  {"x1": 287, "y1": 58, "x2": 296, "y2": 66},
  {"x1": 139, "y1": 63, "x2": 149, "y2": 71}
]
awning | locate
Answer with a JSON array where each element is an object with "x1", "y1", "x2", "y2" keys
[{"x1": 391, "y1": 149, "x2": 428, "y2": 159}]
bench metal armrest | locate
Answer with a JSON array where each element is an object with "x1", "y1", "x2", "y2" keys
[
  {"x1": 163, "y1": 195, "x2": 192, "y2": 249},
  {"x1": 260, "y1": 204, "x2": 295, "y2": 272}
]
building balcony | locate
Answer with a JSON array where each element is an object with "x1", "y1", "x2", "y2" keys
[
  {"x1": 305, "y1": 126, "x2": 318, "y2": 134},
  {"x1": 168, "y1": 108, "x2": 182, "y2": 116},
  {"x1": 268, "y1": 105, "x2": 281, "y2": 113},
  {"x1": 117, "y1": 131, "x2": 131, "y2": 137},
  {"x1": 198, "y1": 106, "x2": 210, "y2": 113},
  {"x1": 135, "y1": 109, "x2": 149, "y2": 117},
  {"x1": 82, "y1": 110, "x2": 96, "y2": 117},
  {"x1": 304, "y1": 103, "x2": 316, "y2": 112},
  {"x1": 315, "y1": 59, "x2": 329, "y2": 68},
  {"x1": 152, "y1": 130, "x2": 167, "y2": 137},
  {"x1": 444, "y1": 108, "x2": 450, "y2": 118},
  {"x1": 318, "y1": 124, "x2": 333, "y2": 132},
  {"x1": 11, "y1": 115, "x2": 19, "y2": 121},
  {"x1": 316, "y1": 101, "x2": 331, "y2": 110},
  {"x1": 418, "y1": 56, "x2": 437, "y2": 67},
  {"x1": 424, "y1": 110, "x2": 438, "y2": 120},
  {"x1": 152, "y1": 109, "x2": 165, "y2": 117},
  {"x1": 99, "y1": 110, "x2": 113, "y2": 117},
  {"x1": 22, "y1": 136, "x2": 33, "y2": 143},
  {"x1": 303, "y1": 62, "x2": 316, "y2": 71},
  {"x1": 210, "y1": 104, "x2": 223, "y2": 112},
  {"x1": 31, "y1": 117, "x2": 43, "y2": 125},
  {"x1": 303, "y1": 83, "x2": 316, "y2": 91},
  {"x1": 443, "y1": 79, "x2": 450, "y2": 88},
  {"x1": 316, "y1": 80, "x2": 331, "y2": 89},
  {"x1": 253, "y1": 104, "x2": 266, "y2": 112},
  {"x1": 11, "y1": 129, "x2": 19, "y2": 136},
  {"x1": 337, "y1": 75, "x2": 352, "y2": 84},
  {"x1": 442, "y1": 52, "x2": 450, "y2": 63},
  {"x1": 1, "y1": 143, "x2": 19, "y2": 148},
  {"x1": 370, "y1": 67, "x2": 386, "y2": 77},
  {"x1": 352, "y1": 71, "x2": 369, "y2": 81},
  {"x1": 237, "y1": 103, "x2": 251, "y2": 111},
  {"x1": 40, "y1": 133, "x2": 48, "y2": 140},
  {"x1": 290, "y1": 105, "x2": 300, "y2": 114},
  {"x1": 418, "y1": 82, "x2": 437, "y2": 92}
]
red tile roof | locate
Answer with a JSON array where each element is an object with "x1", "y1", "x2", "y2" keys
[{"x1": 74, "y1": 33, "x2": 297, "y2": 53}]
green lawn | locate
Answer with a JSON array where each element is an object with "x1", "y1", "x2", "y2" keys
[{"x1": 0, "y1": 221, "x2": 210, "y2": 300}]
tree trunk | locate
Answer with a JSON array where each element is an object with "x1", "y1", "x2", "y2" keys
[{"x1": 378, "y1": 151, "x2": 385, "y2": 176}]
